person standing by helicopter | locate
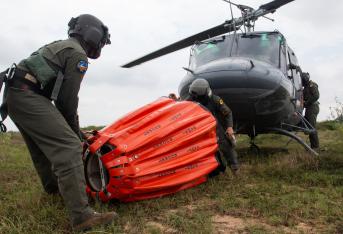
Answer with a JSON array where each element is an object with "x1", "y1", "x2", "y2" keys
[
  {"x1": 0, "y1": 14, "x2": 117, "y2": 231},
  {"x1": 184, "y1": 79, "x2": 239, "y2": 174},
  {"x1": 301, "y1": 72, "x2": 320, "y2": 149}
]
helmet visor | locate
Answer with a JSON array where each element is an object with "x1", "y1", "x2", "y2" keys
[{"x1": 100, "y1": 25, "x2": 111, "y2": 48}]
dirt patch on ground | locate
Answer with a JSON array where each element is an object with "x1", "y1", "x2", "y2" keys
[
  {"x1": 212, "y1": 215, "x2": 247, "y2": 233},
  {"x1": 295, "y1": 222, "x2": 317, "y2": 233},
  {"x1": 145, "y1": 221, "x2": 177, "y2": 233},
  {"x1": 212, "y1": 215, "x2": 318, "y2": 233},
  {"x1": 166, "y1": 202, "x2": 211, "y2": 216}
]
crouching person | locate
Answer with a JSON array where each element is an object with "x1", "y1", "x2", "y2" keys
[{"x1": 183, "y1": 79, "x2": 239, "y2": 174}]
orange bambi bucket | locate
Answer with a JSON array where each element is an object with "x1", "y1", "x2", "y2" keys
[{"x1": 84, "y1": 97, "x2": 219, "y2": 202}]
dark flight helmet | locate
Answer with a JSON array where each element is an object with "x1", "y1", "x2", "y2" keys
[
  {"x1": 68, "y1": 14, "x2": 111, "y2": 59},
  {"x1": 301, "y1": 72, "x2": 310, "y2": 86},
  {"x1": 189, "y1": 79, "x2": 212, "y2": 98}
]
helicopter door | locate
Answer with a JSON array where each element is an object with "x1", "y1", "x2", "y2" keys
[
  {"x1": 279, "y1": 40, "x2": 287, "y2": 74},
  {"x1": 287, "y1": 48, "x2": 303, "y2": 111}
]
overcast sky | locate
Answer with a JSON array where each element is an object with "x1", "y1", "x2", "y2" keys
[{"x1": 1, "y1": 0, "x2": 342, "y2": 131}]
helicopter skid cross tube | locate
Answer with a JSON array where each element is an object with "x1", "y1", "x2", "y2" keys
[{"x1": 265, "y1": 127, "x2": 319, "y2": 156}]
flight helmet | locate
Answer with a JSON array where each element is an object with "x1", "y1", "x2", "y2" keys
[
  {"x1": 189, "y1": 79, "x2": 212, "y2": 98},
  {"x1": 301, "y1": 72, "x2": 310, "y2": 86},
  {"x1": 68, "y1": 14, "x2": 111, "y2": 59}
]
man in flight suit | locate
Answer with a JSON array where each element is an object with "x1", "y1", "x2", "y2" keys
[
  {"x1": 301, "y1": 72, "x2": 320, "y2": 149},
  {"x1": 3, "y1": 14, "x2": 116, "y2": 231},
  {"x1": 184, "y1": 79, "x2": 239, "y2": 174}
]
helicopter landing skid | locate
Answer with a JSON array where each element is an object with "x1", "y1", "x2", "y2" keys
[
  {"x1": 249, "y1": 141, "x2": 261, "y2": 155},
  {"x1": 266, "y1": 127, "x2": 318, "y2": 156}
]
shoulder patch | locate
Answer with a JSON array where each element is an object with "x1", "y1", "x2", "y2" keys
[
  {"x1": 219, "y1": 99, "x2": 224, "y2": 105},
  {"x1": 77, "y1": 60, "x2": 88, "y2": 74}
]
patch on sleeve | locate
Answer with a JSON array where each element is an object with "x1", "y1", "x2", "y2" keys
[
  {"x1": 77, "y1": 60, "x2": 88, "y2": 74},
  {"x1": 219, "y1": 99, "x2": 224, "y2": 105}
]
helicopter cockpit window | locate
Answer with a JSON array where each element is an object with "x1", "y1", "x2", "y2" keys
[
  {"x1": 288, "y1": 49, "x2": 302, "y2": 91},
  {"x1": 279, "y1": 36, "x2": 287, "y2": 74},
  {"x1": 190, "y1": 38, "x2": 229, "y2": 68},
  {"x1": 189, "y1": 33, "x2": 282, "y2": 69},
  {"x1": 232, "y1": 33, "x2": 281, "y2": 67}
]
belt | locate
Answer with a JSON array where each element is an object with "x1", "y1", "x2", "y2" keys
[
  {"x1": 13, "y1": 68, "x2": 38, "y2": 84},
  {"x1": 9, "y1": 69, "x2": 42, "y2": 94},
  {"x1": 22, "y1": 73, "x2": 38, "y2": 84}
]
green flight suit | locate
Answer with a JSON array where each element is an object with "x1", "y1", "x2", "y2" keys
[
  {"x1": 186, "y1": 94, "x2": 239, "y2": 171},
  {"x1": 6, "y1": 37, "x2": 94, "y2": 224},
  {"x1": 303, "y1": 80, "x2": 320, "y2": 148}
]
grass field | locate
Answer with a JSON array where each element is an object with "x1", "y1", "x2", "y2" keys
[{"x1": 0, "y1": 122, "x2": 342, "y2": 233}]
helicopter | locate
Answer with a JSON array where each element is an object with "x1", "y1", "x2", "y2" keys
[{"x1": 122, "y1": 0, "x2": 318, "y2": 155}]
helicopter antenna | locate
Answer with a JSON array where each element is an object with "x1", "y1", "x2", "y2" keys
[
  {"x1": 226, "y1": 0, "x2": 235, "y2": 22},
  {"x1": 224, "y1": 0, "x2": 238, "y2": 56},
  {"x1": 225, "y1": 0, "x2": 237, "y2": 35}
]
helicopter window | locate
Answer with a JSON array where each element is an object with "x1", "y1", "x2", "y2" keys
[
  {"x1": 190, "y1": 39, "x2": 230, "y2": 68},
  {"x1": 190, "y1": 33, "x2": 283, "y2": 69},
  {"x1": 232, "y1": 33, "x2": 281, "y2": 67},
  {"x1": 288, "y1": 49, "x2": 302, "y2": 91},
  {"x1": 194, "y1": 43, "x2": 219, "y2": 55},
  {"x1": 287, "y1": 51, "x2": 293, "y2": 79},
  {"x1": 279, "y1": 41, "x2": 287, "y2": 74}
]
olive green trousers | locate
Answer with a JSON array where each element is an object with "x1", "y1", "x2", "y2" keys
[
  {"x1": 305, "y1": 103, "x2": 320, "y2": 148},
  {"x1": 7, "y1": 87, "x2": 93, "y2": 224}
]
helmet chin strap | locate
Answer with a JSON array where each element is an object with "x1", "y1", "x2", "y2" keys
[{"x1": 208, "y1": 88, "x2": 213, "y2": 97}]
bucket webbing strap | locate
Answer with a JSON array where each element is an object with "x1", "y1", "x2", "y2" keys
[{"x1": 0, "y1": 68, "x2": 9, "y2": 132}]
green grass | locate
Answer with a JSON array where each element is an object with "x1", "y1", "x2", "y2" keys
[{"x1": 1, "y1": 122, "x2": 343, "y2": 233}]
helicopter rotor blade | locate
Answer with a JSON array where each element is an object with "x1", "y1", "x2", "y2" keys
[
  {"x1": 122, "y1": 0, "x2": 295, "y2": 68},
  {"x1": 260, "y1": 0, "x2": 294, "y2": 12},
  {"x1": 121, "y1": 22, "x2": 236, "y2": 68}
]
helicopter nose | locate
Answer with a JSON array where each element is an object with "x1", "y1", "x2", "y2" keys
[
  {"x1": 196, "y1": 57, "x2": 254, "y2": 73},
  {"x1": 195, "y1": 57, "x2": 284, "y2": 99},
  {"x1": 179, "y1": 57, "x2": 291, "y2": 126}
]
